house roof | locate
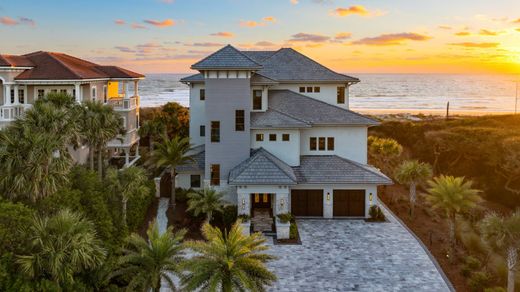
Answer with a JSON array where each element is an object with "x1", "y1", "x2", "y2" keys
[
  {"x1": 228, "y1": 148, "x2": 298, "y2": 185},
  {"x1": 0, "y1": 51, "x2": 144, "y2": 80},
  {"x1": 176, "y1": 145, "x2": 205, "y2": 172},
  {"x1": 182, "y1": 45, "x2": 359, "y2": 84},
  {"x1": 293, "y1": 155, "x2": 392, "y2": 185},
  {"x1": 191, "y1": 45, "x2": 263, "y2": 70},
  {"x1": 251, "y1": 108, "x2": 311, "y2": 129},
  {"x1": 264, "y1": 90, "x2": 378, "y2": 126}
]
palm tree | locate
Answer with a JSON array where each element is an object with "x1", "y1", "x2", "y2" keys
[
  {"x1": 395, "y1": 160, "x2": 433, "y2": 217},
  {"x1": 147, "y1": 135, "x2": 193, "y2": 206},
  {"x1": 367, "y1": 136, "x2": 403, "y2": 176},
  {"x1": 424, "y1": 175, "x2": 482, "y2": 250},
  {"x1": 182, "y1": 221, "x2": 277, "y2": 292},
  {"x1": 480, "y1": 210, "x2": 520, "y2": 292},
  {"x1": 106, "y1": 166, "x2": 150, "y2": 227},
  {"x1": 113, "y1": 220, "x2": 186, "y2": 291},
  {"x1": 138, "y1": 117, "x2": 167, "y2": 152},
  {"x1": 81, "y1": 101, "x2": 124, "y2": 177},
  {"x1": 187, "y1": 187, "x2": 225, "y2": 222},
  {"x1": 17, "y1": 209, "x2": 106, "y2": 287}
]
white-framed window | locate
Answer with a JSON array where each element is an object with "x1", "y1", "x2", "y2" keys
[
  {"x1": 91, "y1": 86, "x2": 97, "y2": 101},
  {"x1": 60, "y1": 89, "x2": 67, "y2": 94},
  {"x1": 121, "y1": 116, "x2": 127, "y2": 130},
  {"x1": 103, "y1": 85, "x2": 107, "y2": 103},
  {"x1": 37, "y1": 89, "x2": 45, "y2": 99}
]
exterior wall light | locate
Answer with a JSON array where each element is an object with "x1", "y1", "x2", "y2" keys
[
  {"x1": 326, "y1": 192, "x2": 331, "y2": 201},
  {"x1": 241, "y1": 198, "x2": 246, "y2": 211},
  {"x1": 369, "y1": 193, "x2": 373, "y2": 205},
  {"x1": 280, "y1": 198, "x2": 285, "y2": 209}
]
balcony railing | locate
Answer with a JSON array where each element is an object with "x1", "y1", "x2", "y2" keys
[
  {"x1": 0, "y1": 104, "x2": 32, "y2": 121},
  {"x1": 107, "y1": 96, "x2": 138, "y2": 111},
  {"x1": 107, "y1": 129, "x2": 140, "y2": 148}
]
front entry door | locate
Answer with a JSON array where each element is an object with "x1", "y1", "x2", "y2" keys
[{"x1": 252, "y1": 193, "x2": 271, "y2": 209}]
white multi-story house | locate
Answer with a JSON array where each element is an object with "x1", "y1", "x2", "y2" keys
[
  {"x1": 0, "y1": 51, "x2": 144, "y2": 166},
  {"x1": 180, "y1": 45, "x2": 391, "y2": 232}
]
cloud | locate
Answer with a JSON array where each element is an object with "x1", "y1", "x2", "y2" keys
[
  {"x1": 512, "y1": 18, "x2": 520, "y2": 24},
  {"x1": 0, "y1": 16, "x2": 35, "y2": 26},
  {"x1": 263, "y1": 16, "x2": 276, "y2": 22},
  {"x1": 449, "y1": 42, "x2": 499, "y2": 48},
  {"x1": 115, "y1": 19, "x2": 125, "y2": 25},
  {"x1": 438, "y1": 25, "x2": 452, "y2": 30},
  {"x1": 240, "y1": 20, "x2": 265, "y2": 27},
  {"x1": 115, "y1": 46, "x2": 135, "y2": 53},
  {"x1": 255, "y1": 41, "x2": 277, "y2": 47},
  {"x1": 479, "y1": 29, "x2": 500, "y2": 36},
  {"x1": 334, "y1": 32, "x2": 352, "y2": 40},
  {"x1": 131, "y1": 23, "x2": 147, "y2": 29},
  {"x1": 290, "y1": 0, "x2": 298, "y2": 4},
  {"x1": 352, "y1": 33, "x2": 431, "y2": 46},
  {"x1": 144, "y1": 19, "x2": 175, "y2": 27},
  {"x1": 161, "y1": 0, "x2": 174, "y2": 3},
  {"x1": 188, "y1": 42, "x2": 225, "y2": 47},
  {"x1": 455, "y1": 31, "x2": 470, "y2": 36},
  {"x1": 517, "y1": 28, "x2": 520, "y2": 32},
  {"x1": 210, "y1": 31, "x2": 234, "y2": 38},
  {"x1": 332, "y1": 5, "x2": 384, "y2": 18},
  {"x1": 289, "y1": 32, "x2": 330, "y2": 42}
]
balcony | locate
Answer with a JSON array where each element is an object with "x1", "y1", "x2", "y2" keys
[
  {"x1": 107, "y1": 128, "x2": 140, "y2": 148},
  {"x1": 107, "y1": 96, "x2": 138, "y2": 111},
  {"x1": 0, "y1": 104, "x2": 32, "y2": 122}
]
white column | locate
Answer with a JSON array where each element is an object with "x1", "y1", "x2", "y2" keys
[
  {"x1": 23, "y1": 88, "x2": 28, "y2": 105},
  {"x1": 74, "y1": 84, "x2": 81, "y2": 103},
  {"x1": 122, "y1": 81, "x2": 127, "y2": 98},
  {"x1": 134, "y1": 80, "x2": 139, "y2": 97},
  {"x1": 275, "y1": 192, "x2": 289, "y2": 216},
  {"x1": 237, "y1": 190, "x2": 251, "y2": 216},
  {"x1": 5, "y1": 84, "x2": 11, "y2": 105},
  {"x1": 13, "y1": 85, "x2": 19, "y2": 104},
  {"x1": 125, "y1": 148, "x2": 130, "y2": 165}
]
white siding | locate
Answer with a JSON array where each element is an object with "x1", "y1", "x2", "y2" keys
[
  {"x1": 300, "y1": 126, "x2": 367, "y2": 164},
  {"x1": 271, "y1": 83, "x2": 350, "y2": 109},
  {"x1": 251, "y1": 129, "x2": 300, "y2": 166},
  {"x1": 188, "y1": 83, "x2": 205, "y2": 146}
]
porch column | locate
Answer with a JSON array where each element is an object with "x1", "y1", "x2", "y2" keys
[
  {"x1": 237, "y1": 189, "x2": 251, "y2": 216},
  {"x1": 135, "y1": 142, "x2": 139, "y2": 157},
  {"x1": 4, "y1": 84, "x2": 11, "y2": 105},
  {"x1": 274, "y1": 192, "x2": 289, "y2": 216},
  {"x1": 13, "y1": 85, "x2": 19, "y2": 104},
  {"x1": 134, "y1": 80, "x2": 139, "y2": 97},
  {"x1": 124, "y1": 148, "x2": 130, "y2": 165},
  {"x1": 74, "y1": 83, "x2": 81, "y2": 103},
  {"x1": 122, "y1": 81, "x2": 127, "y2": 98}
]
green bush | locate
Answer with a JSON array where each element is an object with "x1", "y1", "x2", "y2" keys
[
  {"x1": 461, "y1": 256, "x2": 482, "y2": 278},
  {"x1": 221, "y1": 205, "x2": 238, "y2": 228},
  {"x1": 369, "y1": 205, "x2": 386, "y2": 221},
  {"x1": 289, "y1": 222, "x2": 298, "y2": 239},
  {"x1": 468, "y1": 271, "x2": 492, "y2": 292},
  {"x1": 0, "y1": 200, "x2": 34, "y2": 254},
  {"x1": 237, "y1": 214, "x2": 251, "y2": 222},
  {"x1": 277, "y1": 213, "x2": 293, "y2": 223},
  {"x1": 175, "y1": 187, "x2": 189, "y2": 203},
  {"x1": 484, "y1": 287, "x2": 506, "y2": 292}
]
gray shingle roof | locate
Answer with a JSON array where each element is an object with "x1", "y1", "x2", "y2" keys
[
  {"x1": 241, "y1": 51, "x2": 278, "y2": 63},
  {"x1": 179, "y1": 73, "x2": 204, "y2": 83},
  {"x1": 293, "y1": 155, "x2": 392, "y2": 184},
  {"x1": 176, "y1": 145, "x2": 205, "y2": 172},
  {"x1": 266, "y1": 90, "x2": 379, "y2": 126},
  {"x1": 229, "y1": 148, "x2": 297, "y2": 185},
  {"x1": 191, "y1": 45, "x2": 262, "y2": 70},
  {"x1": 250, "y1": 73, "x2": 279, "y2": 85},
  {"x1": 251, "y1": 109, "x2": 311, "y2": 129}
]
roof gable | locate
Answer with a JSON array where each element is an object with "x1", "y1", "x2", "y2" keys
[
  {"x1": 251, "y1": 108, "x2": 310, "y2": 129},
  {"x1": 191, "y1": 45, "x2": 262, "y2": 70}
]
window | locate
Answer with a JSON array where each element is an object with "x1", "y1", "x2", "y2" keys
[
  {"x1": 252, "y1": 90, "x2": 262, "y2": 110},
  {"x1": 103, "y1": 86, "x2": 107, "y2": 103},
  {"x1": 10, "y1": 89, "x2": 14, "y2": 103},
  {"x1": 72, "y1": 89, "x2": 76, "y2": 98},
  {"x1": 190, "y1": 175, "x2": 201, "y2": 188},
  {"x1": 269, "y1": 134, "x2": 277, "y2": 141},
  {"x1": 200, "y1": 125, "x2": 205, "y2": 137},
  {"x1": 235, "y1": 110, "x2": 244, "y2": 131},
  {"x1": 327, "y1": 137, "x2": 335, "y2": 151},
  {"x1": 306, "y1": 86, "x2": 313, "y2": 93},
  {"x1": 319, "y1": 137, "x2": 326, "y2": 150},
  {"x1": 282, "y1": 134, "x2": 290, "y2": 141},
  {"x1": 121, "y1": 117, "x2": 127, "y2": 130},
  {"x1": 299, "y1": 87, "x2": 305, "y2": 93},
  {"x1": 200, "y1": 89, "x2": 205, "y2": 101},
  {"x1": 314, "y1": 86, "x2": 320, "y2": 93},
  {"x1": 18, "y1": 89, "x2": 24, "y2": 104},
  {"x1": 210, "y1": 164, "x2": 220, "y2": 186},
  {"x1": 51, "y1": 89, "x2": 58, "y2": 93},
  {"x1": 310, "y1": 137, "x2": 317, "y2": 151},
  {"x1": 211, "y1": 121, "x2": 220, "y2": 142},
  {"x1": 60, "y1": 89, "x2": 67, "y2": 94},
  {"x1": 91, "y1": 86, "x2": 97, "y2": 101},
  {"x1": 337, "y1": 87, "x2": 345, "y2": 104},
  {"x1": 37, "y1": 89, "x2": 45, "y2": 99},
  {"x1": 256, "y1": 133, "x2": 264, "y2": 141}
]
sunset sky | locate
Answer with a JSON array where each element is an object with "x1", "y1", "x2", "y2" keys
[{"x1": 1, "y1": 0, "x2": 520, "y2": 74}]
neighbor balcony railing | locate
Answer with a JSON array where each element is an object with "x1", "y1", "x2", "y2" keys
[
  {"x1": 0, "y1": 104, "x2": 32, "y2": 121},
  {"x1": 107, "y1": 96, "x2": 138, "y2": 110}
]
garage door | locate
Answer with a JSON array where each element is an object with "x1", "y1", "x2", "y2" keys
[
  {"x1": 291, "y1": 190, "x2": 323, "y2": 216},
  {"x1": 333, "y1": 190, "x2": 365, "y2": 217}
]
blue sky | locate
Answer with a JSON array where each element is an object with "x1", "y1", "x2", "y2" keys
[{"x1": 1, "y1": 0, "x2": 520, "y2": 73}]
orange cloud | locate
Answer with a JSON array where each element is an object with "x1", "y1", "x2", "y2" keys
[
  {"x1": 255, "y1": 41, "x2": 277, "y2": 47},
  {"x1": 210, "y1": 31, "x2": 234, "y2": 38},
  {"x1": 513, "y1": 18, "x2": 520, "y2": 24},
  {"x1": 438, "y1": 25, "x2": 452, "y2": 30},
  {"x1": 290, "y1": 0, "x2": 298, "y2": 4},
  {"x1": 0, "y1": 16, "x2": 35, "y2": 26},
  {"x1": 263, "y1": 16, "x2": 276, "y2": 22},
  {"x1": 240, "y1": 20, "x2": 265, "y2": 27},
  {"x1": 131, "y1": 23, "x2": 147, "y2": 29},
  {"x1": 479, "y1": 29, "x2": 500, "y2": 36},
  {"x1": 352, "y1": 33, "x2": 431, "y2": 46},
  {"x1": 335, "y1": 32, "x2": 352, "y2": 40},
  {"x1": 332, "y1": 5, "x2": 383, "y2": 17},
  {"x1": 0, "y1": 16, "x2": 18, "y2": 26},
  {"x1": 455, "y1": 31, "x2": 470, "y2": 36},
  {"x1": 449, "y1": 42, "x2": 499, "y2": 48},
  {"x1": 517, "y1": 28, "x2": 520, "y2": 32},
  {"x1": 289, "y1": 33, "x2": 330, "y2": 43},
  {"x1": 115, "y1": 19, "x2": 125, "y2": 25},
  {"x1": 144, "y1": 19, "x2": 175, "y2": 27}
]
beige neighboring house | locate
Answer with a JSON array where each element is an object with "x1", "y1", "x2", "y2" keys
[{"x1": 0, "y1": 51, "x2": 145, "y2": 167}]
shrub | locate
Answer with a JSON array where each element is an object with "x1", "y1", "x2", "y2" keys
[
  {"x1": 461, "y1": 256, "x2": 482, "y2": 278},
  {"x1": 0, "y1": 200, "x2": 34, "y2": 254},
  {"x1": 175, "y1": 187, "x2": 189, "y2": 203},
  {"x1": 237, "y1": 214, "x2": 251, "y2": 222},
  {"x1": 468, "y1": 271, "x2": 491, "y2": 292},
  {"x1": 484, "y1": 287, "x2": 506, "y2": 292},
  {"x1": 221, "y1": 205, "x2": 238, "y2": 228},
  {"x1": 289, "y1": 222, "x2": 298, "y2": 239},
  {"x1": 369, "y1": 205, "x2": 386, "y2": 221},
  {"x1": 277, "y1": 213, "x2": 293, "y2": 224}
]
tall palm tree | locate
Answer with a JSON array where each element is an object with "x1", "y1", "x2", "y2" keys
[
  {"x1": 395, "y1": 160, "x2": 433, "y2": 217},
  {"x1": 480, "y1": 210, "x2": 520, "y2": 292},
  {"x1": 17, "y1": 209, "x2": 106, "y2": 287},
  {"x1": 81, "y1": 101, "x2": 124, "y2": 177},
  {"x1": 182, "y1": 221, "x2": 277, "y2": 292},
  {"x1": 147, "y1": 135, "x2": 193, "y2": 206},
  {"x1": 113, "y1": 220, "x2": 186, "y2": 291},
  {"x1": 138, "y1": 117, "x2": 167, "y2": 152},
  {"x1": 187, "y1": 187, "x2": 225, "y2": 222},
  {"x1": 424, "y1": 175, "x2": 481, "y2": 250},
  {"x1": 106, "y1": 166, "x2": 150, "y2": 227}
]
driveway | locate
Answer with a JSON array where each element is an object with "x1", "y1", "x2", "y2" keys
[{"x1": 266, "y1": 209, "x2": 451, "y2": 291}]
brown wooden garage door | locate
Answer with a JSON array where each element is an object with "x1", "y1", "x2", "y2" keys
[
  {"x1": 333, "y1": 190, "x2": 365, "y2": 217},
  {"x1": 291, "y1": 190, "x2": 323, "y2": 216}
]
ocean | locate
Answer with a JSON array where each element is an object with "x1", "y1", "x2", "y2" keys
[{"x1": 138, "y1": 73, "x2": 519, "y2": 114}]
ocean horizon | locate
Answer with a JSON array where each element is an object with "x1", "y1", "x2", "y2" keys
[{"x1": 138, "y1": 73, "x2": 519, "y2": 114}]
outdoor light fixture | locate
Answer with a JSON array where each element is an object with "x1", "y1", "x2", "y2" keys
[
  {"x1": 241, "y1": 198, "x2": 246, "y2": 210},
  {"x1": 369, "y1": 193, "x2": 373, "y2": 205},
  {"x1": 326, "y1": 192, "x2": 331, "y2": 201},
  {"x1": 280, "y1": 198, "x2": 285, "y2": 209}
]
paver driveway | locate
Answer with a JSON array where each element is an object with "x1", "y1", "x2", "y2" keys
[{"x1": 266, "y1": 210, "x2": 451, "y2": 292}]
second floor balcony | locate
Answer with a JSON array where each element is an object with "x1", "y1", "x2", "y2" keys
[
  {"x1": 0, "y1": 104, "x2": 32, "y2": 122},
  {"x1": 107, "y1": 96, "x2": 138, "y2": 111}
]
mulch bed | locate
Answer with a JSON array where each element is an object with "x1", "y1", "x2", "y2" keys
[
  {"x1": 166, "y1": 200, "x2": 205, "y2": 240},
  {"x1": 138, "y1": 197, "x2": 159, "y2": 239},
  {"x1": 380, "y1": 185, "x2": 469, "y2": 291}
]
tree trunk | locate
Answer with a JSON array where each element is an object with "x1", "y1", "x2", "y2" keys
[
  {"x1": 448, "y1": 213, "x2": 456, "y2": 261},
  {"x1": 409, "y1": 182, "x2": 417, "y2": 218},
  {"x1": 170, "y1": 169, "x2": 176, "y2": 207},
  {"x1": 207, "y1": 211, "x2": 212, "y2": 223},
  {"x1": 122, "y1": 197, "x2": 128, "y2": 228},
  {"x1": 89, "y1": 147, "x2": 94, "y2": 170},
  {"x1": 97, "y1": 145, "x2": 103, "y2": 179},
  {"x1": 507, "y1": 246, "x2": 517, "y2": 292}
]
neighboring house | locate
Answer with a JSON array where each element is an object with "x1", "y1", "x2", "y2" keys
[
  {"x1": 0, "y1": 51, "x2": 144, "y2": 167},
  {"x1": 180, "y1": 44, "x2": 391, "y2": 227}
]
